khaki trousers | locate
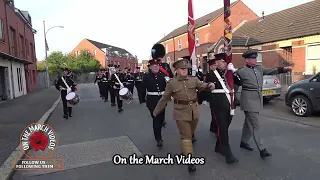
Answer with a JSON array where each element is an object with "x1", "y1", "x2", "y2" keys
[{"x1": 176, "y1": 119, "x2": 199, "y2": 155}]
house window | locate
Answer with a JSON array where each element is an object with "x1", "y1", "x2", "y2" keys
[
  {"x1": 20, "y1": 34, "x2": 25, "y2": 58},
  {"x1": 25, "y1": 39, "x2": 29, "y2": 55},
  {"x1": 195, "y1": 33, "x2": 200, "y2": 46},
  {"x1": 307, "y1": 44, "x2": 320, "y2": 60},
  {"x1": 94, "y1": 50, "x2": 97, "y2": 56},
  {"x1": 257, "y1": 52, "x2": 262, "y2": 63},
  {"x1": 165, "y1": 44, "x2": 168, "y2": 53},
  {"x1": 16, "y1": 68, "x2": 23, "y2": 92},
  {"x1": 30, "y1": 42, "x2": 35, "y2": 62},
  {"x1": 9, "y1": 27, "x2": 17, "y2": 56},
  {"x1": 178, "y1": 39, "x2": 182, "y2": 50},
  {"x1": 0, "y1": 19, "x2": 4, "y2": 41}
]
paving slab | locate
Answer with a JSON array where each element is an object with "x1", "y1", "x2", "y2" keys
[{"x1": 10, "y1": 84, "x2": 320, "y2": 180}]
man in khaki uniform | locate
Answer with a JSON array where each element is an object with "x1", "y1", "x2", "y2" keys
[{"x1": 153, "y1": 58, "x2": 215, "y2": 173}]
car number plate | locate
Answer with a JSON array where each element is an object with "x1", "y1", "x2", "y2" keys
[{"x1": 262, "y1": 90, "x2": 275, "y2": 95}]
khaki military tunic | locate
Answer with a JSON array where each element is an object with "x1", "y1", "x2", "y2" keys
[{"x1": 153, "y1": 76, "x2": 210, "y2": 121}]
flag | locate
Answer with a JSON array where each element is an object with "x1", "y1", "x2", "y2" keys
[
  {"x1": 224, "y1": 0, "x2": 235, "y2": 115},
  {"x1": 45, "y1": 39, "x2": 49, "y2": 51},
  {"x1": 188, "y1": 0, "x2": 197, "y2": 76}
]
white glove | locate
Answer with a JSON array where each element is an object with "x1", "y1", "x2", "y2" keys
[{"x1": 227, "y1": 63, "x2": 236, "y2": 72}]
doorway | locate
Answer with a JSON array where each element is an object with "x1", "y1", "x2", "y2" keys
[{"x1": 0, "y1": 66, "x2": 10, "y2": 101}]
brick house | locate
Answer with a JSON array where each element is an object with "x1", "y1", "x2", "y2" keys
[
  {"x1": 213, "y1": 0, "x2": 320, "y2": 79},
  {"x1": 72, "y1": 38, "x2": 138, "y2": 69},
  {"x1": 0, "y1": 0, "x2": 37, "y2": 101},
  {"x1": 157, "y1": 0, "x2": 258, "y2": 72}
]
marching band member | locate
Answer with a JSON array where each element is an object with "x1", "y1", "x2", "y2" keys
[
  {"x1": 227, "y1": 49, "x2": 292, "y2": 159},
  {"x1": 94, "y1": 69, "x2": 103, "y2": 98},
  {"x1": 143, "y1": 59, "x2": 167, "y2": 148},
  {"x1": 110, "y1": 65, "x2": 119, "y2": 107},
  {"x1": 125, "y1": 68, "x2": 135, "y2": 94},
  {"x1": 110, "y1": 65, "x2": 126, "y2": 113},
  {"x1": 55, "y1": 68, "x2": 77, "y2": 119},
  {"x1": 153, "y1": 58, "x2": 215, "y2": 172},
  {"x1": 134, "y1": 67, "x2": 146, "y2": 104},
  {"x1": 150, "y1": 43, "x2": 174, "y2": 79},
  {"x1": 205, "y1": 53, "x2": 241, "y2": 164},
  {"x1": 101, "y1": 67, "x2": 110, "y2": 102}
]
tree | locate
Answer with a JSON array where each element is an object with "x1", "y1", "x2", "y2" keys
[{"x1": 36, "y1": 50, "x2": 101, "y2": 76}]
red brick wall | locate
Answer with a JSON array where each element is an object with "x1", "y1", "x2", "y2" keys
[
  {"x1": 72, "y1": 39, "x2": 137, "y2": 69},
  {"x1": 0, "y1": 1, "x2": 37, "y2": 92},
  {"x1": 160, "y1": 0, "x2": 258, "y2": 60}
]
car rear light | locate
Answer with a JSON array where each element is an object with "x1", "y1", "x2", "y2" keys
[{"x1": 274, "y1": 78, "x2": 280, "y2": 84}]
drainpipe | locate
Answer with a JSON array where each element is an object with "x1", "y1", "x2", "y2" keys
[
  {"x1": 173, "y1": 37, "x2": 176, "y2": 61},
  {"x1": 4, "y1": 1, "x2": 15, "y2": 99}
]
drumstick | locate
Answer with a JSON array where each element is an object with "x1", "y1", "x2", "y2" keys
[{"x1": 114, "y1": 74, "x2": 124, "y2": 88}]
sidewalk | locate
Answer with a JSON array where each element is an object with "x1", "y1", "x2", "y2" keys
[{"x1": 0, "y1": 87, "x2": 60, "y2": 165}]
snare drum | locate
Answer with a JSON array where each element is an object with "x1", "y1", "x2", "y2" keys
[
  {"x1": 119, "y1": 87, "x2": 133, "y2": 100},
  {"x1": 66, "y1": 92, "x2": 80, "y2": 105}
]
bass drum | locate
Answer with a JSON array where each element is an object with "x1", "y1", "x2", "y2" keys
[{"x1": 66, "y1": 92, "x2": 80, "y2": 105}]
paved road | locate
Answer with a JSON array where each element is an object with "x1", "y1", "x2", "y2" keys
[
  {"x1": 12, "y1": 84, "x2": 320, "y2": 180},
  {"x1": 0, "y1": 87, "x2": 59, "y2": 165}
]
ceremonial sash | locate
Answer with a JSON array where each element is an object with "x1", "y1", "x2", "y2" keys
[
  {"x1": 159, "y1": 66, "x2": 169, "y2": 77},
  {"x1": 213, "y1": 70, "x2": 233, "y2": 115},
  {"x1": 61, "y1": 77, "x2": 71, "y2": 94}
]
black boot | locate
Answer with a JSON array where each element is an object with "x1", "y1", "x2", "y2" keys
[
  {"x1": 104, "y1": 98, "x2": 108, "y2": 102},
  {"x1": 192, "y1": 135, "x2": 197, "y2": 143},
  {"x1": 260, "y1": 149, "x2": 272, "y2": 159},
  {"x1": 111, "y1": 103, "x2": 116, "y2": 106},
  {"x1": 118, "y1": 108, "x2": 123, "y2": 113},
  {"x1": 63, "y1": 114, "x2": 68, "y2": 119},
  {"x1": 240, "y1": 142, "x2": 254, "y2": 151},
  {"x1": 188, "y1": 165, "x2": 196, "y2": 172},
  {"x1": 68, "y1": 107, "x2": 72, "y2": 117},
  {"x1": 225, "y1": 146, "x2": 239, "y2": 164},
  {"x1": 157, "y1": 140, "x2": 163, "y2": 148}
]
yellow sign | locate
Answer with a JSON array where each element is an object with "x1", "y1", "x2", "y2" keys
[{"x1": 262, "y1": 90, "x2": 275, "y2": 95}]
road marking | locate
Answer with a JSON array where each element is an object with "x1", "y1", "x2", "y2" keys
[
  {"x1": 20, "y1": 136, "x2": 142, "y2": 176},
  {"x1": 0, "y1": 96, "x2": 60, "y2": 180}
]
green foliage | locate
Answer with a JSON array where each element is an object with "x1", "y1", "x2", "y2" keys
[
  {"x1": 312, "y1": 65, "x2": 317, "y2": 75},
  {"x1": 37, "y1": 50, "x2": 101, "y2": 76}
]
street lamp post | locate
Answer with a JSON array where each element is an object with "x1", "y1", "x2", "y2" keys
[{"x1": 43, "y1": 21, "x2": 64, "y2": 88}]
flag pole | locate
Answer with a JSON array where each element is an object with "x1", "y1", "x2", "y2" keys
[
  {"x1": 224, "y1": 0, "x2": 235, "y2": 115},
  {"x1": 188, "y1": 0, "x2": 197, "y2": 76}
]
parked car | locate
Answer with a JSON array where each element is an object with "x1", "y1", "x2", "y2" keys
[
  {"x1": 235, "y1": 75, "x2": 282, "y2": 104},
  {"x1": 285, "y1": 72, "x2": 320, "y2": 117}
]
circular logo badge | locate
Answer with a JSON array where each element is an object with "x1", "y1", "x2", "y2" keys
[{"x1": 20, "y1": 123, "x2": 58, "y2": 159}]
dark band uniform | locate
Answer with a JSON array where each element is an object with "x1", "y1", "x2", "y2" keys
[
  {"x1": 101, "y1": 67, "x2": 111, "y2": 102},
  {"x1": 94, "y1": 69, "x2": 103, "y2": 97},
  {"x1": 205, "y1": 54, "x2": 240, "y2": 164},
  {"x1": 143, "y1": 59, "x2": 167, "y2": 147},
  {"x1": 235, "y1": 49, "x2": 288, "y2": 158},
  {"x1": 110, "y1": 65, "x2": 126, "y2": 112},
  {"x1": 55, "y1": 68, "x2": 77, "y2": 119},
  {"x1": 125, "y1": 68, "x2": 135, "y2": 94},
  {"x1": 134, "y1": 67, "x2": 146, "y2": 103},
  {"x1": 110, "y1": 65, "x2": 118, "y2": 106},
  {"x1": 153, "y1": 58, "x2": 213, "y2": 172}
]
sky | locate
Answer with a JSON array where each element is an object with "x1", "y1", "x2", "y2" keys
[{"x1": 14, "y1": 0, "x2": 312, "y2": 62}]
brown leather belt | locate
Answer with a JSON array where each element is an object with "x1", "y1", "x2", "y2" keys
[{"x1": 174, "y1": 98, "x2": 197, "y2": 105}]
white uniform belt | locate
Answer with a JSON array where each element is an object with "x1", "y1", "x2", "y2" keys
[
  {"x1": 211, "y1": 89, "x2": 229, "y2": 93},
  {"x1": 115, "y1": 83, "x2": 120, "y2": 84},
  {"x1": 135, "y1": 80, "x2": 142, "y2": 81},
  {"x1": 147, "y1": 91, "x2": 164, "y2": 95}
]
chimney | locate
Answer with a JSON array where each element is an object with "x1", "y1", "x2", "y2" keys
[{"x1": 262, "y1": 11, "x2": 264, "y2": 20}]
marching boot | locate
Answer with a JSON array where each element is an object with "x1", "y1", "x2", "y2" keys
[
  {"x1": 157, "y1": 140, "x2": 163, "y2": 148},
  {"x1": 188, "y1": 165, "x2": 196, "y2": 173},
  {"x1": 63, "y1": 114, "x2": 68, "y2": 119},
  {"x1": 192, "y1": 135, "x2": 197, "y2": 143},
  {"x1": 68, "y1": 107, "x2": 72, "y2": 117},
  {"x1": 225, "y1": 146, "x2": 239, "y2": 164},
  {"x1": 118, "y1": 108, "x2": 123, "y2": 113},
  {"x1": 240, "y1": 142, "x2": 254, "y2": 151},
  {"x1": 260, "y1": 149, "x2": 272, "y2": 159},
  {"x1": 111, "y1": 103, "x2": 116, "y2": 106},
  {"x1": 182, "y1": 139, "x2": 196, "y2": 173}
]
